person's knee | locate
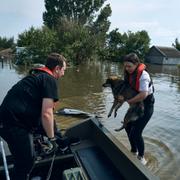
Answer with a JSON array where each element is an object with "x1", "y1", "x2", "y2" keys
[
  {"x1": 15, "y1": 155, "x2": 34, "y2": 171},
  {"x1": 12, "y1": 161, "x2": 34, "y2": 180},
  {"x1": 130, "y1": 129, "x2": 141, "y2": 141},
  {"x1": 27, "y1": 156, "x2": 35, "y2": 169}
]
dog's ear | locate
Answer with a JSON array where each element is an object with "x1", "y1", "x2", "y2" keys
[
  {"x1": 102, "y1": 80, "x2": 111, "y2": 87},
  {"x1": 109, "y1": 75, "x2": 122, "y2": 80},
  {"x1": 102, "y1": 77, "x2": 112, "y2": 87},
  {"x1": 117, "y1": 95, "x2": 124, "y2": 102}
]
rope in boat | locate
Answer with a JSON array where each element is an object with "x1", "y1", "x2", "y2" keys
[{"x1": 46, "y1": 152, "x2": 56, "y2": 180}]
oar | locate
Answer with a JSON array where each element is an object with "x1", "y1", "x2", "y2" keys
[{"x1": 0, "y1": 137, "x2": 10, "y2": 180}]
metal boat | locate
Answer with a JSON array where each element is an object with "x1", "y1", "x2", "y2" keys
[{"x1": 0, "y1": 117, "x2": 159, "y2": 180}]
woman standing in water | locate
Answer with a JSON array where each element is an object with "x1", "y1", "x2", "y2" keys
[{"x1": 123, "y1": 53, "x2": 155, "y2": 165}]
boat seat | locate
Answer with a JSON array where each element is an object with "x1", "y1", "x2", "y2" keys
[{"x1": 76, "y1": 146, "x2": 124, "y2": 180}]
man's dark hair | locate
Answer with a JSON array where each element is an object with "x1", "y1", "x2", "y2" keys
[
  {"x1": 45, "y1": 53, "x2": 66, "y2": 70},
  {"x1": 123, "y1": 53, "x2": 140, "y2": 64}
]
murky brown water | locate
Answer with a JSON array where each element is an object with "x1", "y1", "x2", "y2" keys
[{"x1": 1, "y1": 60, "x2": 180, "y2": 180}]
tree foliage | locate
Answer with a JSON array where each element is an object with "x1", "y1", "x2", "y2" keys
[
  {"x1": 16, "y1": 26, "x2": 57, "y2": 65},
  {"x1": 55, "y1": 18, "x2": 97, "y2": 64},
  {"x1": 172, "y1": 38, "x2": 180, "y2": 51},
  {"x1": 0, "y1": 36, "x2": 14, "y2": 50},
  {"x1": 91, "y1": 4, "x2": 111, "y2": 48},
  {"x1": 43, "y1": 0, "x2": 107, "y2": 28},
  {"x1": 92, "y1": 4, "x2": 111, "y2": 34},
  {"x1": 105, "y1": 29, "x2": 151, "y2": 61},
  {"x1": 43, "y1": 0, "x2": 111, "y2": 64}
]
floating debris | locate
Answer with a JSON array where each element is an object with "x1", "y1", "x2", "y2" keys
[{"x1": 55, "y1": 108, "x2": 92, "y2": 118}]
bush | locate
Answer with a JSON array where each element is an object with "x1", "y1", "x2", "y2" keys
[{"x1": 16, "y1": 26, "x2": 58, "y2": 65}]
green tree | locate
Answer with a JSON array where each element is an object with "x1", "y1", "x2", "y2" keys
[
  {"x1": 0, "y1": 36, "x2": 14, "y2": 50},
  {"x1": 106, "y1": 29, "x2": 150, "y2": 61},
  {"x1": 105, "y1": 29, "x2": 126, "y2": 61},
  {"x1": 17, "y1": 26, "x2": 58, "y2": 65},
  {"x1": 124, "y1": 30, "x2": 150, "y2": 59},
  {"x1": 55, "y1": 18, "x2": 97, "y2": 64},
  {"x1": 92, "y1": 4, "x2": 111, "y2": 35},
  {"x1": 92, "y1": 4, "x2": 112, "y2": 52},
  {"x1": 43, "y1": 0, "x2": 107, "y2": 28},
  {"x1": 43, "y1": 0, "x2": 112, "y2": 64},
  {"x1": 172, "y1": 38, "x2": 180, "y2": 51}
]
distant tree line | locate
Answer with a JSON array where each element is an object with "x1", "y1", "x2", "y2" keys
[
  {"x1": 0, "y1": 37, "x2": 15, "y2": 51},
  {"x1": 1, "y1": 0, "x2": 180, "y2": 65}
]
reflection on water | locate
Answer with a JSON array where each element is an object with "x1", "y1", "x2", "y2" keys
[
  {"x1": 1, "y1": 60, "x2": 180, "y2": 180},
  {"x1": 146, "y1": 63, "x2": 179, "y2": 75}
]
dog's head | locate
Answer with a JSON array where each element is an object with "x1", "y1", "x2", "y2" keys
[{"x1": 102, "y1": 76, "x2": 123, "y2": 89}]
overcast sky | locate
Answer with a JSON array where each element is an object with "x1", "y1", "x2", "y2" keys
[{"x1": 0, "y1": 0, "x2": 180, "y2": 47}]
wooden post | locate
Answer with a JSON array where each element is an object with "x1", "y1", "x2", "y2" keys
[{"x1": 0, "y1": 56, "x2": 4, "y2": 68}]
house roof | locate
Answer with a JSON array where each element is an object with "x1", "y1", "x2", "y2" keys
[{"x1": 152, "y1": 46, "x2": 180, "y2": 58}]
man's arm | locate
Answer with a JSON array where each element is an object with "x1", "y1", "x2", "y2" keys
[{"x1": 41, "y1": 98, "x2": 55, "y2": 138}]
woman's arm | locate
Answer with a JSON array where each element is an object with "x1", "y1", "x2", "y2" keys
[
  {"x1": 127, "y1": 91, "x2": 148, "y2": 105},
  {"x1": 127, "y1": 71, "x2": 150, "y2": 105}
]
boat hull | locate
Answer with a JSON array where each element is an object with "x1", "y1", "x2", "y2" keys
[{"x1": 0, "y1": 117, "x2": 159, "y2": 180}]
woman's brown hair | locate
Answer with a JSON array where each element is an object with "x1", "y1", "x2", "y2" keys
[{"x1": 123, "y1": 53, "x2": 140, "y2": 64}]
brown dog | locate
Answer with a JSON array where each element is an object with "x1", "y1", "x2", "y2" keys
[{"x1": 102, "y1": 76, "x2": 144, "y2": 131}]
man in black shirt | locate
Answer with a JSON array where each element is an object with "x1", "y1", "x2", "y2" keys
[{"x1": 0, "y1": 53, "x2": 67, "y2": 180}]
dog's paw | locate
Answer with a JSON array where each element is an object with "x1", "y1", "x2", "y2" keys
[
  {"x1": 114, "y1": 128, "x2": 121, "y2": 131},
  {"x1": 114, "y1": 112, "x2": 118, "y2": 118},
  {"x1": 114, "y1": 126, "x2": 124, "y2": 131}
]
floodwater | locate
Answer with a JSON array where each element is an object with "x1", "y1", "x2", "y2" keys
[{"x1": 0, "y1": 60, "x2": 180, "y2": 180}]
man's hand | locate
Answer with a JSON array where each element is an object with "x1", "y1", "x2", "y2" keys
[
  {"x1": 49, "y1": 137, "x2": 58, "y2": 152},
  {"x1": 43, "y1": 137, "x2": 58, "y2": 155}
]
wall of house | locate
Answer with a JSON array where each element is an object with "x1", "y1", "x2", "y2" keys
[
  {"x1": 147, "y1": 47, "x2": 163, "y2": 57},
  {"x1": 146, "y1": 56, "x2": 180, "y2": 65},
  {"x1": 145, "y1": 56, "x2": 164, "y2": 64},
  {"x1": 145, "y1": 47, "x2": 180, "y2": 65},
  {"x1": 145, "y1": 47, "x2": 164, "y2": 64},
  {"x1": 162, "y1": 57, "x2": 180, "y2": 65}
]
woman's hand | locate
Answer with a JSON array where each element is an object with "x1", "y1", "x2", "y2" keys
[{"x1": 127, "y1": 91, "x2": 148, "y2": 105}]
